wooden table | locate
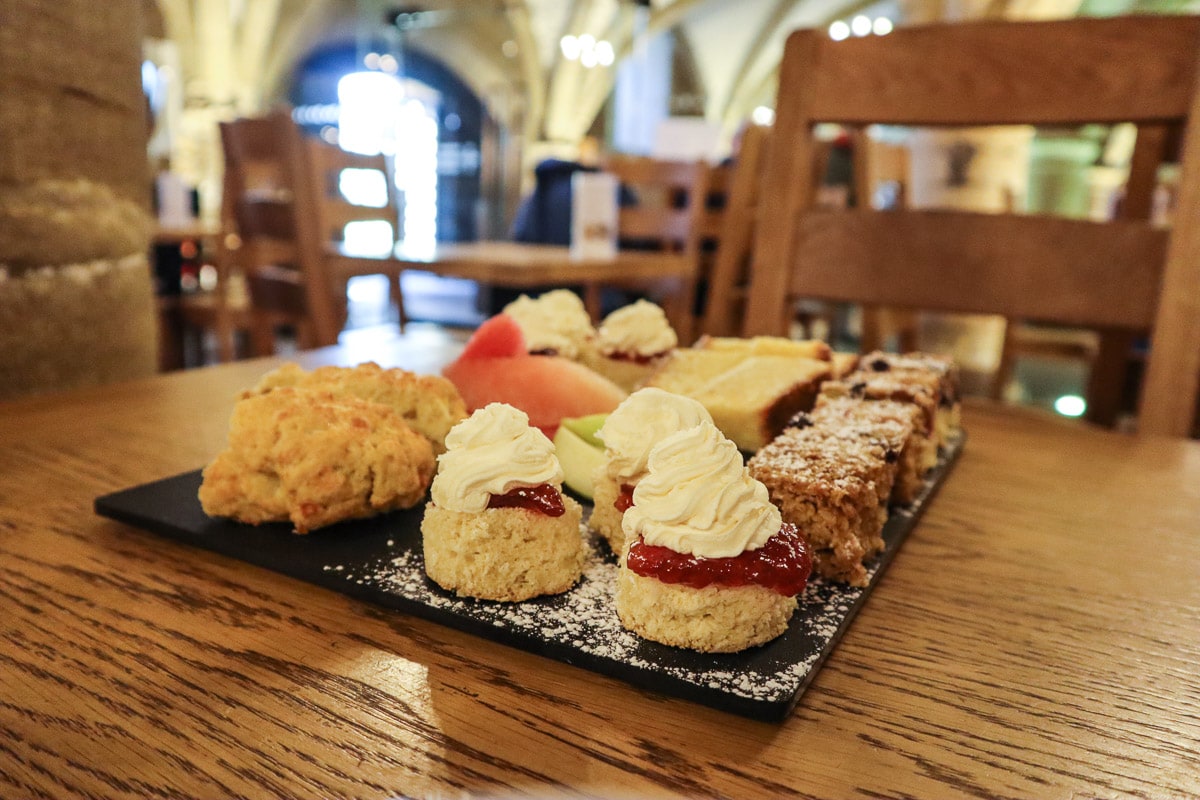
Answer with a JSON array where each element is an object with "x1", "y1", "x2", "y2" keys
[
  {"x1": 3, "y1": 340, "x2": 1199, "y2": 798},
  {"x1": 394, "y1": 240, "x2": 698, "y2": 341}
]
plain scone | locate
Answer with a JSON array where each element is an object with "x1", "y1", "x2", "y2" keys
[
  {"x1": 616, "y1": 568, "x2": 798, "y2": 653},
  {"x1": 422, "y1": 499, "x2": 585, "y2": 601},
  {"x1": 199, "y1": 387, "x2": 435, "y2": 532},
  {"x1": 247, "y1": 361, "x2": 466, "y2": 453}
]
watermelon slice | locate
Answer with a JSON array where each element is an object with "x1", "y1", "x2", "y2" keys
[
  {"x1": 457, "y1": 313, "x2": 526, "y2": 360},
  {"x1": 444, "y1": 352, "x2": 627, "y2": 438}
]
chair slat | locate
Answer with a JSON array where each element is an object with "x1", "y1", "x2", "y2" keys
[
  {"x1": 810, "y1": 17, "x2": 1200, "y2": 126},
  {"x1": 790, "y1": 210, "x2": 1166, "y2": 329},
  {"x1": 744, "y1": 17, "x2": 1200, "y2": 436}
]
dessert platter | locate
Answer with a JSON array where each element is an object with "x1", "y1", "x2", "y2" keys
[{"x1": 95, "y1": 291, "x2": 964, "y2": 722}]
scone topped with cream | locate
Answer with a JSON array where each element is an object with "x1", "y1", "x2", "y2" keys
[
  {"x1": 616, "y1": 421, "x2": 813, "y2": 653},
  {"x1": 422, "y1": 402, "x2": 585, "y2": 601},
  {"x1": 582, "y1": 299, "x2": 678, "y2": 391},
  {"x1": 502, "y1": 289, "x2": 595, "y2": 359},
  {"x1": 589, "y1": 388, "x2": 712, "y2": 557}
]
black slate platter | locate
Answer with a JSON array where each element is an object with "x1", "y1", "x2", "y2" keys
[{"x1": 95, "y1": 433, "x2": 963, "y2": 722}]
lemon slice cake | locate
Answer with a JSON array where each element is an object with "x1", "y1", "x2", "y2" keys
[{"x1": 642, "y1": 348, "x2": 831, "y2": 451}]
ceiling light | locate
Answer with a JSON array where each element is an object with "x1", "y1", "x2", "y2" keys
[
  {"x1": 828, "y1": 21, "x2": 850, "y2": 41},
  {"x1": 595, "y1": 40, "x2": 614, "y2": 66},
  {"x1": 560, "y1": 34, "x2": 580, "y2": 60},
  {"x1": 851, "y1": 15, "x2": 872, "y2": 36},
  {"x1": 873, "y1": 17, "x2": 894, "y2": 35}
]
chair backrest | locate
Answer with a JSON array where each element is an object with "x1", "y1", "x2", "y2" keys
[
  {"x1": 218, "y1": 110, "x2": 305, "y2": 317},
  {"x1": 743, "y1": 16, "x2": 1200, "y2": 437},
  {"x1": 604, "y1": 155, "x2": 708, "y2": 254},
  {"x1": 302, "y1": 138, "x2": 402, "y2": 256},
  {"x1": 697, "y1": 123, "x2": 769, "y2": 337},
  {"x1": 219, "y1": 110, "x2": 299, "y2": 266},
  {"x1": 219, "y1": 109, "x2": 346, "y2": 348}
]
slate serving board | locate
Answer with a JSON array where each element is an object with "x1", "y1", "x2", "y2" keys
[{"x1": 95, "y1": 433, "x2": 962, "y2": 722}]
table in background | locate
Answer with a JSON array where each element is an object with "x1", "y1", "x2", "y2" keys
[
  {"x1": 153, "y1": 221, "x2": 222, "y2": 371},
  {"x1": 2, "y1": 337, "x2": 1199, "y2": 798},
  {"x1": 394, "y1": 240, "x2": 698, "y2": 342}
]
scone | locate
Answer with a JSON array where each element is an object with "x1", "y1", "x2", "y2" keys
[
  {"x1": 579, "y1": 299, "x2": 678, "y2": 391},
  {"x1": 199, "y1": 387, "x2": 436, "y2": 533},
  {"x1": 616, "y1": 422, "x2": 813, "y2": 653},
  {"x1": 590, "y1": 387, "x2": 712, "y2": 557},
  {"x1": 246, "y1": 361, "x2": 466, "y2": 453},
  {"x1": 421, "y1": 403, "x2": 584, "y2": 601},
  {"x1": 502, "y1": 288, "x2": 595, "y2": 359}
]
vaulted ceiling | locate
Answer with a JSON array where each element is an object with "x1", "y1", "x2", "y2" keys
[
  {"x1": 146, "y1": 0, "x2": 1088, "y2": 142},
  {"x1": 146, "y1": 0, "x2": 1183, "y2": 206}
]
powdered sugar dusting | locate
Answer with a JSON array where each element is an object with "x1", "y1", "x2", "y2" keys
[{"x1": 325, "y1": 433, "x2": 963, "y2": 717}]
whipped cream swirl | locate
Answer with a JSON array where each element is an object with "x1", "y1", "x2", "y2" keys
[
  {"x1": 622, "y1": 421, "x2": 781, "y2": 558},
  {"x1": 503, "y1": 289, "x2": 594, "y2": 358},
  {"x1": 596, "y1": 387, "x2": 712, "y2": 482},
  {"x1": 431, "y1": 403, "x2": 563, "y2": 513},
  {"x1": 596, "y1": 299, "x2": 677, "y2": 357}
]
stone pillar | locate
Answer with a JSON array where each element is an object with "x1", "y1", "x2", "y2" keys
[{"x1": 0, "y1": 0, "x2": 157, "y2": 399}]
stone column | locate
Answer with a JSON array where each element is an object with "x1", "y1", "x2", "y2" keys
[{"x1": 0, "y1": 0, "x2": 157, "y2": 399}]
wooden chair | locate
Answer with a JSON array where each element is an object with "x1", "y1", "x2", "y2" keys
[
  {"x1": 696, "y1": 123, "x2": 769, "y2": 338},
  {"x1": 208, "y1": 109, "x2": 318, "y2": 357},
  {"x1": 743, "y1": 17, "x2": 1200, "y2": 437},
  {"x1": 600, "y1": 155, "x2": 710, "y2": 343},
  {"x1": 297, "y1": 137, "x2": 409, "y2": 341}
]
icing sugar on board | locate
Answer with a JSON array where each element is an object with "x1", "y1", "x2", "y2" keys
[{"x1": 95, "y1": 433, "x2": 963, "y2": 722}]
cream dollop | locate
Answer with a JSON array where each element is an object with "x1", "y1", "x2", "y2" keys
[
  {"x1": 503, "y1": 289, "x2": 594, "y2": 358},
  {"x1": 595, "y1": 299, "x2": 677, "y2": 357},
  {"x1": 430, "y1": 403, "x2": 563, "y2": 513},
  {"x1": 621, "y1": 421, "x2": 781, "y2": 558},
  {"x1": 596, "y1": 388, "x2": 712, "y2": 482}
]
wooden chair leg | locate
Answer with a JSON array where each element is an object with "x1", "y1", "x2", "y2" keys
[
  {"x1": 1085, "y1": 329, "x2": 1136, "y2": 428},
  {"x1": 860, "y1": 305, "x2": 886, "y2": 352},
  {"x1": 214, "y1": 308, "x2": 236, "y2": 363},
  {"x1": 992, "y1": 318, "x2": 1018, "y2": 400},
  {"x1": 583, "y1": 283, "x2": 603, "y2": 324},
  {"x1": 390, "y1": 271, "x2": 407, "y2": 333},
  {"x1": 249, "y1": 315, "x2": 277, "y2": 357},
  {"x1": 893, "y1": 310, "x2": 920, "y2": 353}
]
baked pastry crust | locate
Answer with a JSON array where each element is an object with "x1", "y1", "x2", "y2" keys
[
  {"x1": 199, "y1": 387, "x2": 435, "y2": 533},
  {"x1": 247, "y1": 361, "x2": 466, "y2": 453},
  {"x1": 811, "y1": 395, "x2": 934, "y2": 505},
  {"x1": 749, "y1": 421, "x2": 896, "y2": 587},
  {"x1": 421, "y1": 499, "x2": 585, "y2": 601},
  {"x1": 615, "y1": 567, "x2": 798, "y2": 653}
]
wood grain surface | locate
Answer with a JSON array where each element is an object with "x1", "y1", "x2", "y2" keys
[{"x1": 3, "y1": 341, "x2": 1199, "y2": 798}]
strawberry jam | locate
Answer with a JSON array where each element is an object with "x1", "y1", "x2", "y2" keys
[
  {"x1": 607, "y1": 350, "x2": 667, "y2": 365},
  {"x1": 487, "y1": 484, "x2": 566, "y2": 517},
  {"x1": 614, "y1": 483, "x2": 635, "y2": 513},
  {"x1": 626, "y1": 523, "x2": 812, "y2": 596}
]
